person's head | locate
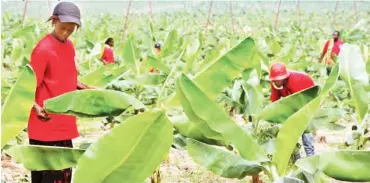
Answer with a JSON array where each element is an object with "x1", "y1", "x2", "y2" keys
[
  {"x1": 269, "y1": 63, "x2": 290, "y2": 89},
  {"x1": 105, "y1": 37, "x2": 114, "y2": 47},
  {"x1": 48, "y1": 2, "x2": 81, "y2": 42},
  {"x1": 333, "y1": 31, "x2": 340, "y2": 41},
  {"x1": 154, "y1": 42, "x2": 163, "y2": 53}
]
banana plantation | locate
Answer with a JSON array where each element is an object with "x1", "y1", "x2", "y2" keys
[{"x1": 1, "y1": 1, "x2": 370, "y2": 183}]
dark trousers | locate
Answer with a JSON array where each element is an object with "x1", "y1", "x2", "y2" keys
[{"x1": 29, "y1": 139, "x2": 73, "y2": 183}]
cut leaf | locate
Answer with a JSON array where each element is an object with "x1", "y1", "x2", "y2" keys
[
  {"x1": 8, "y1": 145, "x2": 84, "y2": 171},
  {"x1": 73, "y1": 111, "x2": 173, "y2": 183},
  {"x1": 1, "y1": 65, "x2": 36, "y2": 148},
  {"x1": 44, "y1": 90, "x2": 144, "y2": 117}
]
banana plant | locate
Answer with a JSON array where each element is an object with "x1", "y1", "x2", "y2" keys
[
  {"x1": 338, "y1": 44, "x2": 370, "y2": 149},
  {"x1": 177, "y1": 63, "x2": 370, "y2": 182},
  {"x1": 7, "y1": 89, "x2": 173, "y2": 183}
]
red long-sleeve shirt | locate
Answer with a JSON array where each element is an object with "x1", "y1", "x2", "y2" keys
[
  {"x1": 322, "y1": 39, "x2": 344, "y2": 65},
  {"x1": 270, "y1": 71, "x2": 315, "y2": 102}
]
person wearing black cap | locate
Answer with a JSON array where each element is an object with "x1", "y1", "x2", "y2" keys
[
  {"x1": 28, "y1": 2, "x2": 92, "y2": 183},
  {"x1": 149, "y1": 42, "x2": 163, "y2": 72}
]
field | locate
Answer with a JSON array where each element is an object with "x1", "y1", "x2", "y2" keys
[{"x1": 1, "y1": 1, "x2": 370, "y2": 183}]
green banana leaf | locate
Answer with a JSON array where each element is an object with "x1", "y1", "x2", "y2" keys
[
  {"x1": 273, "y1": 64, "x2": 339, "y2": 175},
  {"x1": 338, "y1": 44, "x2": 369, "y2": 122},
  {"x1": 296, "y1": 151, "x2": 370, "y2": 182},
  {"x1": 79, "y1": 64, "x2": 129, "y2": 88},
  {"x1": 73, "y1": 111, "x2": 173, "y2": 183},
  {"x1": 146, "y1": 56, "x2": 171, "y2": 74},
  {"x1": 161, "y1": 29, "x2": 179, "y2": 57},
  {"x1": 122, "y1": 36, "x2": 139, "y2": 75},
  {"x1": 136, "y1": 73, "x2": 167, "y2": 86},
  {"x1": 169, "y1": 114, "x2": 224, "y2": 145},
  {"x1": 44, "y1": 90, "x2": 144, "y2": 117},
  {"x1": 163, "y1": 37, "x2": 260, "y2": 108},
  {"x1": 187, "y1": 139, "x2": 263, "y2": 179},
  {"x1": 193, "y1": 37, "x2": 261, "y2": 100},
  {"x1": 8, "y1": 145, "x2": 84, "y2": 171},
  {"x1": 184, "y1": 32, "x2": 202, "y2": 73},
  {"x1": 257, "y1": 86, "x2": 320, "y2": 123},
  {"x1": 177, "y1": 74, "x2": 267, "y2": 162},
  {"x1": 1, "y1": 65, "x2": 36, "y2": 148},
  {"x1": 306, "y1": 108, "x2": 346, "y2": 133}
]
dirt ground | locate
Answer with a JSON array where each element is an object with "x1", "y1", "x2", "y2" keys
[{"x1": 1, "y1": 116, "x2": 369, "y2": 183}]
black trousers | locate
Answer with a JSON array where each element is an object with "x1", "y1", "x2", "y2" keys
[{"x1": 29, "y1": 139, "x2": 73, "y2": 183}]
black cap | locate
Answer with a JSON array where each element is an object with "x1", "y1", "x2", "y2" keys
[
  {"x1": 154, "y1": 42, "x2": 163, "y2": 49},
  {"x1": 48, "y1": 2, "x2": 81, "y2": 26}
]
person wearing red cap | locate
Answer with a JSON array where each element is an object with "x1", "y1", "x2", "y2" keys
[
  {"x1": 101, "y1": 37, "x2": 115, "y2": 64},
  {"x1": 269, "y1": 63, "x2": 315, "y2": 158},
  {"x1": 319, "y1": 31, "x2": 344, "y2": 74},
  {"x1": 28, "y1": 2, "x2": 93, "y2": 183}
]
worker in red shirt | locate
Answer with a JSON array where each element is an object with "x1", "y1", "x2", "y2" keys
[
  {"x1": 269, "y1": 63, "x2": 315, "y2": 159},
  {"x1": 149, "y1": 42, "x2": 163, "y2": 73},
  {"x1": 319, "y1": 31, "x2": 344, "y2": 74},
  {"x1": 28, "y1": 2, "x2": 93, "y2": 183},
  {"x1": 101, "y1": 37, "x2": 115, "y2": 64}
]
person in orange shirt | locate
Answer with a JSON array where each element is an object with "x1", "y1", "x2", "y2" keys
[
  {"x1": 149, "y1": 42, "x2": 163, "y2": 73},
  {"x1": 101, "y1": 37, "x2": 115, "y2": 65},
  {"x1": 319, "y1": 31, "x2": 344, "y2": 74}
]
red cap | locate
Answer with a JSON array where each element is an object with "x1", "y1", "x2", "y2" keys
[{"x1": 269, "y1": 63, "x2": 290, "y2": 81}]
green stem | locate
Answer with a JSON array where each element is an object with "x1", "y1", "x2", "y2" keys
[{"x1": 157, "y1": 67, "x2": 176, "y2": 108}]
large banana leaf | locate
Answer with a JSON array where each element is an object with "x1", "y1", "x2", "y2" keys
[
  {"x1": 257, "y1": 86, "x2": 320, "y2": 123},
  {"x1": 296, "y1": 151, "x2": 370, "y2": 182},
  {"x1": 8, "y1": 145, "x2": 84, "y2": 171},
  {"x1": 44, "y1": 90, "x2": 144, "y2": 117},
  {"x1": 273, "y1": 64, "x2": 339, "y2": 175},
  {"x1": 338, "y1": 44, "x2": 369, "y2": 122},
  {"x1": 169, "y1": 114, "x2": 223, "y2": 145},
  {"x1": 161, "y1": 29, "x2": 179, "y2": 57},
  {"x1": 177, "y1": 74, "x2": 268, "y2": 161},
  {"x1": 79, "y1": 64, "x2": 129, "y2": 88},
  {"x1": 73, "y1": 111, "x2": 173, "y2": 183},
  {"x1": 184, "y1": 32, "x2": 202, "y2": 73},
  {"x1": 187, "y1": 139, "x2": 263, "y2": 179},
  {"x1": 1, "y1": 65, "x2": 36, "y2": 148},
  {"x1": 163, "y1": 37, "x2": 260, "y2": 108},
  {"x1": 193, "y1": 37, "x2": 261, "y2": 100}
]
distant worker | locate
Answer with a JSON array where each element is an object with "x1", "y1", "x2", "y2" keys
[
  {"x1": 319, "y1": 31, "x2": 344, "y2": 74},
  {"x1": 101, "y1": 37, "x2": 115, "y2": 65},
  {"x1": 269, "y1": 62, "x2": 316, "y2": 158},
  {"x1": 149, "y1": 42, "x2": 163, "y2": 73}
]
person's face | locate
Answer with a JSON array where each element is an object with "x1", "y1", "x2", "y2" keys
[
  {"x1": 52, "y1": 19, "x2": 77, "y2": 42},
  {"x1": 333, "y1": 32, "x2": 339, "y2": 41},
  {"x1": 272, "y1": 79, "x2": 285, "y2": 88},
  {"x1": 109, "y1": 40, "x2": 114, "y2": 47},
  {"x1": 155, "y1": 47, "x2": 161, "y2": 54}
]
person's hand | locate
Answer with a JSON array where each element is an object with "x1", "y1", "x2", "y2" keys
[{"x1": 34, "y1": 104, "x2": 51, "y2": 122}]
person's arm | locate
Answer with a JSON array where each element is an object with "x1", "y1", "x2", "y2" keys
[
  {"x1": 270, "y1": 83, "x2": 281, "y2": 102},
  {"x1": 319, "y1": 40, "x2": 330, "y2": 62},
  {"x1": 30, "y1": 49, "x2": 51, "y2": 121},
  {"x1": 77, "y1": 81, "x2": 95, "y2": 90}
]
